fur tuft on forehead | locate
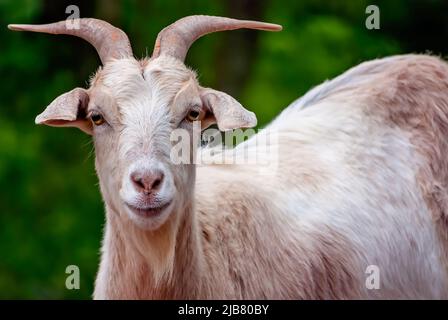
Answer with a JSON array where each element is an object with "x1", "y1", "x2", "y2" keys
[
  {"x1": 88, "y1": 56, "x2": 198, "y2": 107},
  {"x1": 144, "y1": 56, "x2": 198, "y2": 93}
]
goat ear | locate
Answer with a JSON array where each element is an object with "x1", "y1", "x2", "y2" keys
[
  {"x1": 35, "y1": 88, "x2": 92, "y2": 134},
  {"x1": 200, "y1": 87, "x2": 257, "y2": 131}
]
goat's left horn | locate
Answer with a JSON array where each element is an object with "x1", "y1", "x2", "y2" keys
[
  {"x1": 8, "y1": 18, "x2": 133, "y2": 64},
  {"x1": 152, "y1": 15, "x2": 282, "y2": 61}
]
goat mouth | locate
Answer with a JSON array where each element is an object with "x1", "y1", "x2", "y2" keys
[{"x1": 125, "y1": 201, "x2": 172, "y2": 218}]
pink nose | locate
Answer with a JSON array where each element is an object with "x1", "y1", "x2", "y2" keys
[{"x1": 130, "y1": 170, "x2": 164, "y2": 194}]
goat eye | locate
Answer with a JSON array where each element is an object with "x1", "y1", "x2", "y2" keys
[
  {"x1": 186, "y1": 109, "x2": 203, "y2": 122},
  {"x1": 90, "y1": 113, "x2": 105, "y2": 126}
]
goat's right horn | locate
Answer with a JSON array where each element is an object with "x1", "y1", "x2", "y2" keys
[
  {"x1": 8, "y1": 18, "x2": 133, "y2": 64},
  {"x1": 152, "y1": 15, "x2": 282, "y2": 61}
]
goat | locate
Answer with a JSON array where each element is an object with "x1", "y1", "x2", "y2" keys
[{"x1": 9, "y1": 15, "x2": 448, "y2": 299}]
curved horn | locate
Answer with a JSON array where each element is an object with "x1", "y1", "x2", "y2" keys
[
  {"x1": 8, "y1": 18, "x2": 133, "y2": 64},
  {"x1": 152, "y1": 15, "x2": 282, "y2": 61}
]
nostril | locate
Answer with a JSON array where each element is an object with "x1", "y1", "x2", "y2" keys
[
  {"x1": 152, "y1": 177, "x2": 162, "y2": 190},
  {"x1": 131, "y1": 172, "x2": 145, "y2": 191},
  {"x1": 149, "y1": 171, "x2": 164, "y2": 191}
]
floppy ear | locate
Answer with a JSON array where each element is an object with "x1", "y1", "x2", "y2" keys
[
  {"x1": 35, "y1": 87, "x2": 92, "y2": 134},
  {"x1": 200, "y1": 87, "x2": 257, "y2": 131}
]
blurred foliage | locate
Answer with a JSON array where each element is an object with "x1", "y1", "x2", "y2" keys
[{"x1": 1, "y1": 0, "x2": 448, "y2": 299}]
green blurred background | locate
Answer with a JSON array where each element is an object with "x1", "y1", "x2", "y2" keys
[{"x1": 1, "y1": 0, "x2": 448, "y2": 299}]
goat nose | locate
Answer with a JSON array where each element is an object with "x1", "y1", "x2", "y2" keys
[{"x1": 130, "y1": 170, "x2": 164, "y2": 194}]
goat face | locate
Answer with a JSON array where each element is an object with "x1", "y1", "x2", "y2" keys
[
  {"x1": 34, "y1": 55, "x2": 257, "y2": 230},
  {"x1": 92, "y1": 56, "x2": 200, "y2": 230},
  {"x1": 9, "y1": 16, "x2": 280, "y2": 230},
  {"x1": 92, "y1": 56, "x2": 257, "y2": 230}
]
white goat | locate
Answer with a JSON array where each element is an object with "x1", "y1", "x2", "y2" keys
[{"x1": 9, "y1": 16, "x2": 448, "y2": 299}]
